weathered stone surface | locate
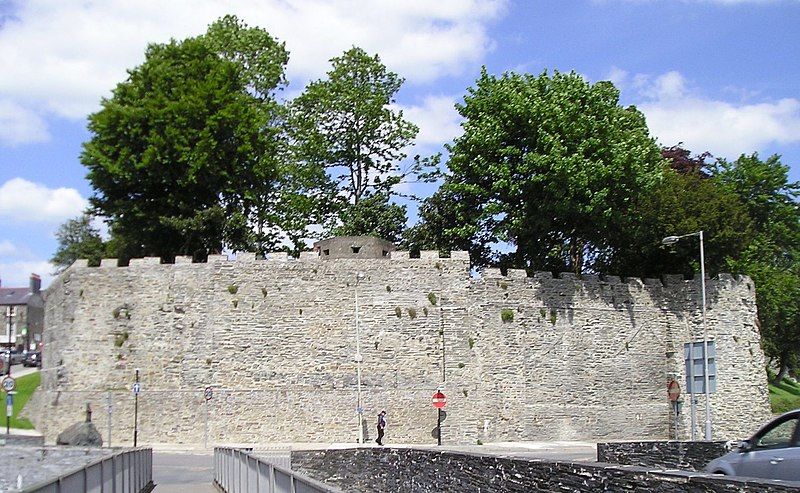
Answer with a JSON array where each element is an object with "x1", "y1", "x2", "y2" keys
[
  {"x1": 56, "y1": 421, "x2": 103, "y2": 446},
  {"x1": 30, "y1": 250, "x2": 772, "y2": 446},
  {"x1": 597, "y1": 440, "x2": 728, "y2": 471},
  {"x1": 292, "y1": 448, "x2": 800, "y2": 493}
]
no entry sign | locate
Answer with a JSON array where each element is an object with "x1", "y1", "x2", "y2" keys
[
  {"x1": 667, "y1": 380, "x2": 681, "y2": 402},
  {"x1": 432, "y1": 391, "x2": 447, "y2": 409}
]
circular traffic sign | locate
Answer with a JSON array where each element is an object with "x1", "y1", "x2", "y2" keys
[
  {"x1": 132, "y1": 382, "x2": 141, "y2": 395},
  {"x1": 432, "y1": 391, "x2": 447, "y2": 409},
  {"x1": 1, "y1": 377, "x2": 15, "y2": 392},
  {"x1": 204, "y1": 386, "x2": 213, "y2": 401},
  {"x1": 667, "y1": 380, "x2": 681, "y2": 402}
]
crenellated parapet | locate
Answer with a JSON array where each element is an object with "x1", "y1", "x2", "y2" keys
[
  {"x1": 65, "y1": 249, "x2": 470, "y2": 271},
  {"x1": 37, "y1": 237, "x2": 769, "y2": 447}
]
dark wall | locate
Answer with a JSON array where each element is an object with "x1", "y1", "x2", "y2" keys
[
  {"x1": 597, "y1": 441, "x2": 728, "y2": 471},
  {"x1": 291, "y1": 448, "x2": 800, "y2": 493}
]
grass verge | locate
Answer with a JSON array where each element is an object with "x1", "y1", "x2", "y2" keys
[
  {"x1": 1, "y1": 371, "x2": 41, "y2": 429},
  {"x1": 769, "y1": 377, "x2": 800, "y2": 414}
]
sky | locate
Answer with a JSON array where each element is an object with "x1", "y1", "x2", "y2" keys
[{"x1": 1, "y1": 0, "x2": 799, "y2": 289}]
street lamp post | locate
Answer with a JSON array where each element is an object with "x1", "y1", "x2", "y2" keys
[
  {"x1": 662, "y1": 231, "x2": 712, "y2": 441},
  {"x1": 354, "y1": 272, "x2": 365, "y2": 444}
]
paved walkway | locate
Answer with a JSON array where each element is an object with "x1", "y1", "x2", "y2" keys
[{"x1": 152, "y1": 452, "x2": 216, "y2": 492}]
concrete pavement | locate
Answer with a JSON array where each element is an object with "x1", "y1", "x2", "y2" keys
[{"x1": 152, "y1": 452, "x2": 216, "y2": 492}]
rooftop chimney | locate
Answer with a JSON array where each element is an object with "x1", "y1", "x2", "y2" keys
[{"x1": 30, "y1": 274, "x2": 41, "y2": 294}]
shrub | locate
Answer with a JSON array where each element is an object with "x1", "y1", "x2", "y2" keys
[
  {"x1": 428, "y1": 292, "x2": 438, "y2": 306},
  {"x1": 407, "y1": 308, "x2": 417, "y2": 319},
  {"x1": 227, "y1": 285, "x2": 238, "y2": 295},
  {"x1": 501, "y1": 309, "x2": 514, "y2": 323}
]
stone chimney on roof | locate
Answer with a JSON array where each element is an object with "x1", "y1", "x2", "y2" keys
[{"x1": 30, "y1": 274, "x2": 41, "y2": 294}]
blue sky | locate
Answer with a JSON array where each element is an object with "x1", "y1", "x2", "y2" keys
[{"x1": 1, "y1": 0, "x2": 799, "y2": 288}]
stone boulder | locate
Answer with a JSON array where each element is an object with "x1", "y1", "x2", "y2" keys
[{"x1": 56, "y1": 421, "x2": 103, "y2": 447}]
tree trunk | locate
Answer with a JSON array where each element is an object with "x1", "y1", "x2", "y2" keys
[
  {"x1": 570, "y1": 238, "x2": 583, "y2": 275},
  {"x1": 771, "y1": 357, "x2": 789, "y2": 384}
]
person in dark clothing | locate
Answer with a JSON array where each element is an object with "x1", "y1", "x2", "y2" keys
[{"x1": 375, "y1": 410, "x2": 386, "y2": 446}]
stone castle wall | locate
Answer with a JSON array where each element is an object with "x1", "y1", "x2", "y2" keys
[{"x1": 27, "y1": 250, "x2": 772, "y2": 446}]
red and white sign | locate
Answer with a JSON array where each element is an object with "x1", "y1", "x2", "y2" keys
[
  {"x1": 432, "y1": 391, "x2": 447, "y2": 409},
  {"x1": 667, "y1": 380, "x2": 681, "y2": 402}
]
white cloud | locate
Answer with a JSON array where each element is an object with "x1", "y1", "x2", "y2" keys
[
  {"x1": 626, "y1": 71, "x2": 800, "y2": 158},
  {"x1": 0, "y1": 178, "x2": 87, "y2": 224},
  {"x1": 0, "y1": 240, "x2": 19, "y2": 257},
  {"x1": 0, "y1": 0, "x2": 506, "y2": 142},
  {"x1": 0, "y1": 260, "x2": 54, "y2": 290},
  {"x1": 0, "y1": 99, "x2": 50, "y2": 146},
  {"x1": 603, "y1": 66, "x2": 628, "y2": 88},
  {"x1": 398, "y1": 95, "x2": 463, "y2": 147}
]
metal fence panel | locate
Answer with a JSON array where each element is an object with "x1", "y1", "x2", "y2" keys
[
  {"x1": 61, "y1": 471, "x2": 86, "y2": 493},
  {"x1": 102, "y1": 457, "x2": 114, "y2": 492},
  {"x1": 274, "y1": 469, "x2": 293, "y2": 493},
  {"x1": 20, "y1": 448, "x2": 152, "y2": 493},
  {"x1": 257, "y1": 461, "x2": 271, "y2": 493},
  {"x1": 214, "y1": 447, "x2": 341, "y2": 493},
  {"x1": 86, "y1": 461, "x2": 103, "y2": 493}
]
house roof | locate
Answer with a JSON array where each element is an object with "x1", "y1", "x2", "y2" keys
[{"x1": 0, "y1": 287, "x2": 32, "y2": 306}]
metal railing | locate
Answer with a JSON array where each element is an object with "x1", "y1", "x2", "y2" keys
[
  {"x1": 214, "y1": 447, "x2": 341, "y2": 493},
  {"x1": 19, "y1": 448, "x2": 153, "y2": 493}
]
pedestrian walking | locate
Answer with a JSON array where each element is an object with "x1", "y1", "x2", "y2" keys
[{"x1": 375, "y1": 410, "x2": 387, "y2": 446}]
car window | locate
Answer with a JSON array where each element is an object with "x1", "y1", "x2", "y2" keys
[{"x1": 755, "y1": 418, "x2": 799, "y2": 449}]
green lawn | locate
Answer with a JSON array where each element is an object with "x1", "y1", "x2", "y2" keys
[
  {"x1": 1, "y1": 371, "x2": 41, "y2": 429},
  {"x1": 769, "y1": 377, "x2": 800, "y2": 414}
]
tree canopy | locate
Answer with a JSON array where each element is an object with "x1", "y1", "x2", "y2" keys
[
  {"x1": 51, "y1": 214, "x2": 106, "y2": 272},
  {"x1": 423, "y1": 69, "x2": 664, "y2": 272},
  {"x1": 82, "y1": 16, "x2": 293, "y2": 262}
]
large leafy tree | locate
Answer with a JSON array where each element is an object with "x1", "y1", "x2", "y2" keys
[
  {"x1": 51, "y1": 214, "x2": 107, "y2": 272},
  {"x1": 716, "y1": 154, "x2": 800, "y2": 382},
  {"x1": 427, "y1": 69, "x2": 664, "y2": 271},
  {"x1": 82, "y1": 17, "x2": 298, "y2": 262},
  {"x1": 289, "y1": 47, "x2": 425, "y2": 236},
  {"x1": 601, "y1": 145, "x2": 753, "y2": 278}
]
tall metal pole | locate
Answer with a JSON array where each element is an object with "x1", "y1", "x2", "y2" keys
[
  {"x1": 355, "y1": 273, "x2": 364, "y2": 444},
  {"x1": 699, "y1": 231, "x2": 712, "y2": 440},
  {"x1": 6, "y1": 307, "x2": 11, "y2": 436},
  {"x1": 133, "y1": 368, "x2": 139, "y2": 447}
]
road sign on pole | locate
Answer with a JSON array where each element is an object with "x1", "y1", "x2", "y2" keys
[
  {"x1": 1, "y1": 376, "x2": 15, "y2": 393},
  {"x1": 432, "y1": 391, "x2": 447, "y2": 409},
  {"x1": 204, "y1": 386, "x2": 213, "y2": 401},
  {"x1": 132, "y1": 382, "x2": 141, "y2": 395},
  {"x1": 667, "y1": 380, "x2": 681, "y2": 402}
]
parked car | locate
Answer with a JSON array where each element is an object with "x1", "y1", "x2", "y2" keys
[
  {"x1": 0, "y1": 349, "x2": 24, "y2": 365},
  {"x1": 705, "y1": 409, "x2": 800, "y2": 481},
  {"x1": 23, "y1": 351, "x2": 41, "y2": 368}
]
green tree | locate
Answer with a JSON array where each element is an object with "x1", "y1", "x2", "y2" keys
[
  {"x1": 717, "y1": 153, "x2": 800, "y2": 382},
  {"x1": 332, "y1": 193, "x2": 407, "y2": 244},
  {"x1": 432, "y1": 69, "x2": 664, "y2": 271},
  {"x1": 51, "y1": 214, "x2": 106, "y2": 272},
  {"x1": 289, "y1": 47, "x2": 427, "y2": 238},
  {"x1": 82, "y1": 18, "x2": 294, "y2": 261},
  {"x1": 601, "y1": 145, "x2": 753, "y2": 278}
]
